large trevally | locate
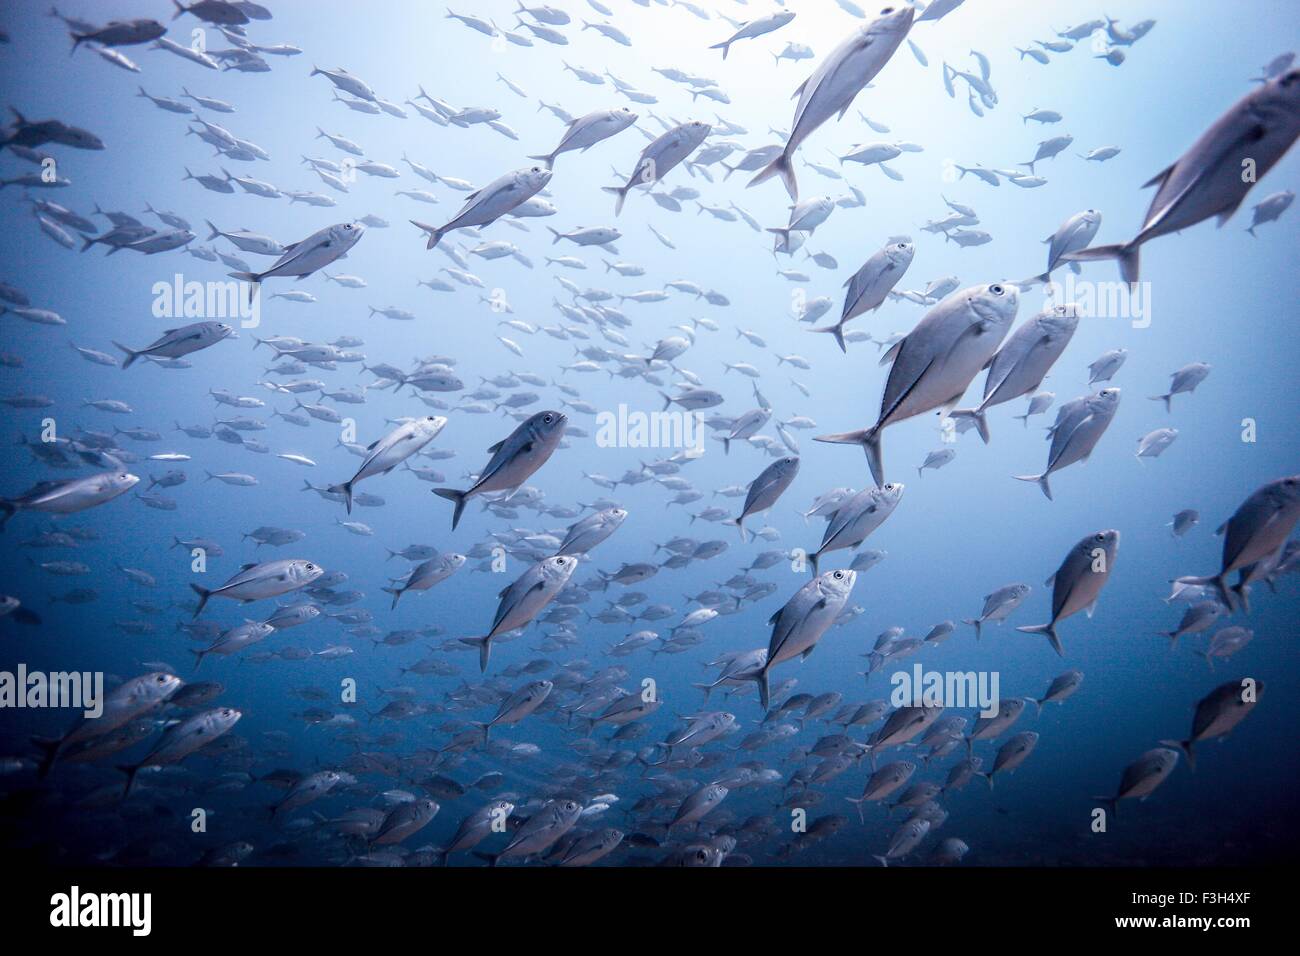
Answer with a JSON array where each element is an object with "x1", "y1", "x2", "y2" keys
[
  {"x1": 603, "y1": 121, "x2": 711, "y2": 215},
  {"x1": 118, "y1": 706, "x2": 242, "y2": 797},
  {"x1": 412, "y1": 166, "x2": 552, "y2": 249},
  {"x1": 189, "y1": 558, "x2": 324, "y2": 617},
  {"x1": 0, "y1": 470, "x2": 138, "y2": 530},
  {"x1": 1015, "y1": 210, "x2": 1101, "y2": 287},
  {"x1": 228, "y1": 221, "x2": 365, "y2": 295},
  {"x1": 434, "y1": 410, "x2": 567, "y2": 530},
  {"x1": 951, "y1": 304, "x2": 1081, "y2": 443},
  {"x1": 749, "y1": 5, "x2": 914, "y2": 200},
  {"x1": 329, "y1": 415, "x2": 447, "y2": 513},
  {"x1": 1175, "y1": 475, "x2": 1300, "y2": 609},
  {"x1": 1018, "y1": 529, "x2": 1121, "y2": 656},
  {"x1": 812, "y1": 237, "x2": 914, "y2": 352},
  {"x1": 727, "y1": 456, "x2": 799, "y2": 541},
  {"x1": 1014, "y1": 387, "x2": 1121, "y2": 500},
  {"x1": 114, "y1": 320, "x2": 233, "y2": 369},
  {"x1": 816, "y1": 282, "x2": 1018, "y2": 486},
  {"x1": 528, "y1": 107, "x2": 637, "y2": 168},
  {"x1": 809, "y1": 482, "x2": 904, "y2": 574},
  {"x1": 461, "y1": 555, "x2": 577, "y2": 672},
  {"x1": 754, "y1": 569, "x2": 858, "y2": 709},
  {"x1": 1065, "y1": 70, "x2": 1300, "y2": 281}
]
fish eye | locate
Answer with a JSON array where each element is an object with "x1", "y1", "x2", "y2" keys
[
  {"x1": 881, "y1": 6, "x2": 894, "y2": 13},
  {"x1": 543, "y1": 413, "x2": 553, "y2": 423},
  {"x1": 1094, "y1": 533, "x2": 1105, "y2": 541},
  {"x1": 990, "y1": 284, "x2": 1005, "y2": 295},
  {"x1": 833, "y1": 571, "x2": 844, "y2": 579}
]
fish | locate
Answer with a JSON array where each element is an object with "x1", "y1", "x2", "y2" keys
[
  {"x1": 603, "y1": 121, "x2": 711, "y2": 215},
  {"x1": 460, "y1": 555, "x2": 577, "y2": 671},
  {"x1": 1065, "y1": 70, "x2": 1300, "y2": 282},
  {"x1": 1161, "y1": 678, "x2": 1264, "y2": 771},
  {"x1": 749, "y1": 6, "x2": 914, "y2": 200},
  {"x1": 189, "y1": 559, "x2": 324, "y2": 617},
  {"x1": 434, "y1": 411, "x2": 567, "y2": 529},
  {"x1": 950, "y1": 304, "x2": 1080, "y2": 443},
  {"x1": 754, "y1": 569, "x2": 858, "y2": 709},
  {"x1": 727, "y1": 456, "x2": 799, "y2": 541},
  {"x1": 812, "y1": 238, "x2": 914, "y2": 352},
  {"x1": 1017, "y1": 530, "x2": 1121, "y2": 655},
  {"x1": 528, "y1": 107, "x2": 637, "y2": 168},
  {"x1": 1174, "y1": 475, "x2": 1300, "y2": 609},
  {"x1": 413, "y1": 166, "x2": 552, "y2": 248},
  {"x1": 816, "y1": 282, "x2": 1019, "y2": 485},
  {"x1": 1013, "y1": 388, "x2": 1121, "y2": 499},
  {"x1": 329, "y1": 416, "x2": 446, "y2": 513}
]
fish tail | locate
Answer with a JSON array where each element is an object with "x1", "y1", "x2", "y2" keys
[
  {"x1": 472, "y1": 851, "x2": 500, "y2": 867},
  {"x1": 950, "y1": 408, "x2": 989, "y2": 444},
  {"x1": 32, "y1": 735, "x2": 61, "y2": 779},
  {"x1": 1148, "y1": 393, "x2": 1172, "y2": 413},
  {"x1": 382, "y1": 586, "x2": 402, "y2": 610},
  {"x1": 815, "y1": 426, "x2": 884, "y2": 487},
  {"x1": 459, "y1": 635, "x2": 491, "y2": 673},
  {"x1": 1012, "y1": 472, "x2": 1051, "y2": 500},
  {"x1": 962, "y1": 617, "x2": 982, "y2": 641},
  {"x1": 691, "y1": 682, "x2": 713, "y2": 702},
  {"x1": 526, "y1": 153, "x2": 555, "y2": 169},
  {"x1": 112, "y1": 340, "x2": 141, "y2": 370},
  {"x1": 411, "y1": 220, "x2": 444, "y2": 250},
  {"x1": 809, "y1": 550, "x2": 820, "y2": 577},
  {"x1": 873, "y1": 854, "x2": 889, "y2": 868},
  {"x1": 809, "y1": 323, "x2": 847, "y2": 354},
  {"x1": 0, "y1": 500, "x2": 15, "y2": 533},
  {"x1": 600, "y1": 185, "x2": 628, "y2": 216},
  {"x1": 756, "y1": 666, "x2": 771, "y2": 712},
  {"x1": 433, "y1": 488, "x2": 467, "y2": 530},
  {"x1": 117, "y1": 763, "x2": 141, "y2": 799},
  {"x1": 978, "y1": 772, "x2": 994, "y2": 790},
  {"x1": 748, "y1": 150, "x2": 797, "y2": 201},
  {"x1": 190, "y1": 648, "x2": 206, "y2": 672},
  {"x1": 1159, "y1": 737, "x2": 1195, "y2": 772},
  {"x1": 1062, "y1": 242, "x2": 1141, "y2": 284},
  {"x1": 328, "y1": 480, "x2": 354, "y2": 514},
  {"x1": 845, "y1": 797, "x2": 866, "y2": 825},
  {"x1": 1016, "y1": 622, "x2": 1063, "y2": 657},
  {"x1": 189, "y1": 582, "x2": 212, "y2": 618},
  {"x1": 1031, "y1": 697, "x2": 1043, "y2": 717},
  {"x1": 205, "y1": 218, "x2": 221, "y2": 241}
]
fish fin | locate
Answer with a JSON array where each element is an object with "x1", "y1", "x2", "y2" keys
[
  {"x1": 1016, "y1": 622, "x2": 1062, "y2": 656},
  {"x1": 810, "y1": 323, "x2": 847, "y2": 353},
  {"x1": 600, "y1": 185, "x2": 627, "y2": 216},
  {"x1": 1012, "y1": 473, "x2": 1052, "y2": 500},
  {"x1": 327, "y1": 480, "x2": 355, "y2": 514},
  {"x1": 1061, "y1": 243, "x2": 1140, "y2": 284},
  {"x1": 459, "y1": 635, "x2": 491, "y2": 673},
  {"x1": 433, "y1": 488, "x2": 467, "y2": 530},
  {"x1": 189, "y1": 582, "x2": 212, "y2": 618},
  {"x1": 949, "y1": 408, "x2": 989, "y2": 444},
  {"x1": 748, "y1": 151, "x2": 797, "y2": 202},
  {"x1": 1159, "y1": 738, "x2": 1195, "y2": 772}
]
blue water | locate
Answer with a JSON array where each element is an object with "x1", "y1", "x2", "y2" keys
[{"x1": 1, "y1": 0, "x2": 1297, "y2": 866}]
